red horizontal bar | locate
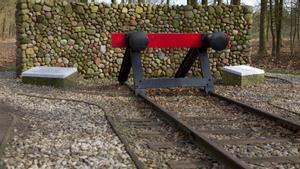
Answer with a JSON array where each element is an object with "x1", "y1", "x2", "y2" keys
[{"x1": 111, "y1": 33, "x2": 202, "y2": 48}]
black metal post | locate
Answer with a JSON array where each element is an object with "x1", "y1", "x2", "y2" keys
[
  {"x1": 130, "y1": 50, "x2": 145, "y2": 95},
  {"x1": 175, "y1": 48, "x2": 199, "y2": 78},
  {"x1": 118, "y1": 48, "x2": 131, "y2": 85},
  {"x1": 198, "y1": 48, "x2": 214, "y2": 94}
]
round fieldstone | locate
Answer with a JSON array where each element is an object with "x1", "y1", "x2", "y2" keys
[
  {"x1": 60, "y1": 39, "x2": 68, "y2": 46},
  {"x1": 122, "y1": 7, "x2": 128, "y2": 13}
]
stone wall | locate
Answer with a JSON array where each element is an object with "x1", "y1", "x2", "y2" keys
[{"x1": 16, "y1": 0, "x2": 252, "y2": 79}]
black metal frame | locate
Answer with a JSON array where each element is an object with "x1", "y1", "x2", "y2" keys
[{"x1": 118, "y1": 39, "x2": 214, "y2": 95}]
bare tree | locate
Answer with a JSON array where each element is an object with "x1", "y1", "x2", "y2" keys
[
  {"x1": 187, "y1": 0, "x2": 191, "y2": 5},
  {"x1": 269, "y1": 0, "x2": 276, "y2": 56},
  {"x1": 274, "y1": 0, "x2": 283, "y2": 57},
  {"x1": 258, "y1": 0, "x2": 268, "y2": 55},
  {"x1": 289, "y1": 0, "x2": 298, "y2": 56},
  {"x1": 297, "y1": 0, "x2": 300, "y2": 39},
  {"x1": 1, "y1": 13, "x2": 6, "y2": 40},
  {"x1": 231, "y1": 0, "x2": 240, "y2": 5},
  {"x1": 202, "y1": 0, "x2": 208, "y2": 5},
  {"x1": 191, "y1": 0, "x2": 197, "y2": 6}
]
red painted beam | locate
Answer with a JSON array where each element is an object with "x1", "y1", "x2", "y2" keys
[{"x1": 111, "y1": 33, "x2": 203, "y2": 48}]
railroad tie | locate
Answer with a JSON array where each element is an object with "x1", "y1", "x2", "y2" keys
[
  {"x1": 137, "y1": 131, "x2": 164, "y2": 138},
  {"x1": 147, "y1": 142, "x2": 174, "y2": 151},
  {"x1": 184, "y1": 116, "x2": 237, "y2": 121},
  {"x1": 197, "y1": 128, "x2": 259, "y2": 135},
  {"x1": 126, "y1": 119, "x2": 153, "y2": 123},
  {"x1": 126, "y1": 119, "x2": 159, "y2": 129},
  {"x1": 215, "y1": 138, "x2": 289, "y2": 145},
  {"x1": 167, "y1": 160, "x2": 213, "y2": 169}
]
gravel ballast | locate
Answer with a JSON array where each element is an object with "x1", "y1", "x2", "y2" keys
[
  {"x1": 216, "y1": 77, "x2": 300, "y2": 123},
  {"x1": 0, "y1": 74, "x2": 134, "y2": 168},
  {"x1": 0, "y1": 72, "x2": 299, "y2": 169}
]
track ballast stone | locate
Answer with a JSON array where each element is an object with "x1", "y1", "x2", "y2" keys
[{"x1": 0, "y1": 76, "x2": 134, "y2": 168}]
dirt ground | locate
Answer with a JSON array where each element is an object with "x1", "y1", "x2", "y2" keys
[
  {"x1": 250, "y1": 39, "x2": 300, "y2": 75},
  {"x1": 0, "y1": 42, "x2": 16, "y2": 68}
]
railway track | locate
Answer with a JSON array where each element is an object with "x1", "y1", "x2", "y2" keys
[
  {"x1": 138, "y1": 87, "x2": 300, "y2": 169},
  {"x1": 15, "y1": 80, "x2": 300, "y2": 169}
]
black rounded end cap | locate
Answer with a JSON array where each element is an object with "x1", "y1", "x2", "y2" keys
[
  {"x1": 125, "y1": 32, "x2": 148, "y2": 51},
  {"x1": 209, "y1": 32, "x2": 228, "y2": 51}
]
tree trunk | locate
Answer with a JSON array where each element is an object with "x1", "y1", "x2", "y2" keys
[
  {"x1": 167, "y1": 0, "x2": 170, "y2": 5},
  {"x1": 217, "y1": 0, "x2": 223, "y2": 5},
  {"x1": 79, "y1": 0, "x2": 88, "y2": 3},
  {"x1": 258, "y1": 0, "x2": 268, "y2": 55},
  {"x1": 290, "y1": 0, "x2": 297, "y2": 56},
  {"x1": 231, "y1": 0, "x2": 240, "y2": 5},
  {"x1": 266, "y1": 7, "x2": 270, "y2": 39},
  {"x1": 2, "y1": 14, "x2": 6, "y2": 40},
  {"x1": 187, "y1": 0, "x2": 191, "y2": 5},
  {"x1": 275, "y1": 0, "x2": 283, "y2": 57},
  {"x1": 202, "y1": 0, "x2": 208, "y2": 5},
  {"x1": 191, "y1": 0, "x2": 197, "y2": 6},
  {"x1": 270, "y1": 0, "x2": 276, "y2": 56},
  {"x1": 296, "y1": 0, "x2": 300, "y2": 39}
]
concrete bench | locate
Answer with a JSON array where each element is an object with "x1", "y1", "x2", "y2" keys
[
  {"x1": 21, "y1": 66, "x2": 77, "y2": 87},
  {"x1": 222, "y1": 65, "x2": 265, "y2": 86}
]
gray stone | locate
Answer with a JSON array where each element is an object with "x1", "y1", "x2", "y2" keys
[
  {"x1": 184, "y1": 11, "x2": 193, "y2": 18},
  {"x1": 45, "y1": 0, "x2": 54, "y2": 7},
  {"x1": 122, "y1": 7, "x2": 128, "y2": 13},
  {"x1": 116, "y1": 58, "x2": 123, "y2": 65},
  {"x1": 158, "y1": 51, "x2": 165, "y2": 60},
  {"x1": 90, "y1": 5, "x2": 98, "y2": 13},
  {"x1": 61, "y1": 39, "x2": 68, "y2": 46},
  {"x1": 100, "y1": 45, "x2": 106, "y2": 53},
  {"x1": 26, "y1": 48, "x2": 35, "y2": 55},
  {"x1": 43, "y1": 5, "x2": 52, "y2": 12}
]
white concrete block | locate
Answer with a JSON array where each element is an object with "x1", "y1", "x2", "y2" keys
[
  {"x1": 21, "y1": 66, "x2": 77, "y2": 78},
  {"x1": 223, "y1": 65, "x2": 265, "y2": 76}
]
